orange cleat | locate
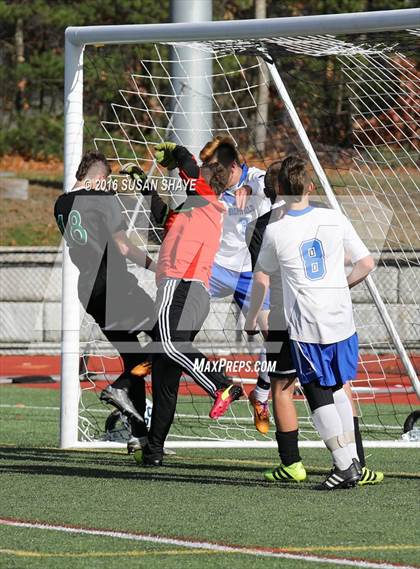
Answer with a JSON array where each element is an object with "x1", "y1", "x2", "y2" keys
[
  {"x1": 248, "y1": 389, "x2": 270, "y2": 434},
  {"x1": 131, "y1": 361, "x2": 152, "y2": 377}
]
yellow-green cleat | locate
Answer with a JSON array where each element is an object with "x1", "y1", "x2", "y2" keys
[
  {"x1": 264, "y1": 461, "x2": 307, "y2": 483},
  {"x1": 133, "y1": 448, "x2": 143, "y2": 465},
  {"x1": 358, "y1": 466, "x2": 384, "y2": 485}
]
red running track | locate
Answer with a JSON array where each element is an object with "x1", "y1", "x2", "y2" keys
[{"x1": 0, "y1": 354, "x2": 418, "y2": 405}]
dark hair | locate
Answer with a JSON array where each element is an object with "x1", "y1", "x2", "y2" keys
[
  {"x1": 264, "y1": 160, "x2": 283, "y2": 204},
  {"x1": 75, "y1": 151, "x2": 111, "y2": 181},
  {"x1": 215, "y1": 143, "x2": 240, "y2": 168},
  {"x1": 278, "y1": 155, "x2": 311, "y2": 198},
  {"x1": 199, "y1": 135, "x2": 240, "y2": 168},
  {"x1": 201, "y1": 162, "x2": 230, "y2": 195}
]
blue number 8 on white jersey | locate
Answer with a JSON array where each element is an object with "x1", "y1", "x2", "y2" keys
[
  {"x1": 257, "y1": 206, "x2": 371, "y2": 344},
  {"x1": 300, "y1": 238, "x2": 326, "y2": 281}
]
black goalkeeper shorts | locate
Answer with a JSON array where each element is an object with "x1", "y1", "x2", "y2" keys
[{"x1": 265, "y1": 329, "x2": 296, "y2": 379}]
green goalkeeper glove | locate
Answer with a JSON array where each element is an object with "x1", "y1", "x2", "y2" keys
[
  {"x1": 155, "y1": 141, "x2": 177, "y2": 170},
  {"x1": 120, "y1": 163, "x2": 147, "y2": 184},
  {"x1": 120, "y1": 163, "x2": 152, "y2": 194}
]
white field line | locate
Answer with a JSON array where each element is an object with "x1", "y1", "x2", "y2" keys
[
  {"x1": 0, "y1": 404, "x2": 406, "y2": 430},
  {"x1": 0, "y1": 518, "x2": 418, "y2": 569},
  {"x1": 0, "y1": 404, "x2": 63, "y2": 412}
]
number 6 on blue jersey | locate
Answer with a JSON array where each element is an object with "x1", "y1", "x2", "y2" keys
[{"x1": 299, "y1": 238, "x2": 326, "y2": 281}]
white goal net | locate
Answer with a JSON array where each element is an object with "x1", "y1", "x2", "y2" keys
[{"x1": 62, "y1": 17, "x2": 420, "y2": 448}]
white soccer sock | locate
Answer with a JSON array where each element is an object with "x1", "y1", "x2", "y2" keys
[
  {"x1": 253, "y1": 384, "x2": 270, "y2": 403},
  {"x1": 333, "y1": 388, "x2": 358, "y2": 461},
  {"x1": 253, "y1": 348, "x2": 270, "y2": 403},
  {"x1": 312, "y1": 403, "x2": 353, "y2": 470},
  {"x1": 258, "y1": 347, "x2": 269, "y2": 382}
]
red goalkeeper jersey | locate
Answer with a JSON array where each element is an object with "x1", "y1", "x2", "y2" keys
[{"x1": 153, "y1": 147, "x2": 225, "y2": 288}]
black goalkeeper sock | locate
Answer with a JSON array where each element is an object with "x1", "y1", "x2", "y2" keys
[
  {"x1": 276, "y1": 429, "x2": 301, "y2": 467},
  {"x1": 354, "y1": 416, "x2": 366, "y2": 468},
  {"x1": 256, "y1": 375, "x2": 271, "y2": 390},
  {"x1": 131, "y1": 418, "x2": 148, "y2": 439}
]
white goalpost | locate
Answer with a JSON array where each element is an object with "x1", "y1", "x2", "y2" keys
[{"x1": 61, "y1": 9, "x2": 420, "y2": 449}]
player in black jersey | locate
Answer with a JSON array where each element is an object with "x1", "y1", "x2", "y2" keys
[{"x1": 54, "y1": 151, "x2": 156, "y2": 450}]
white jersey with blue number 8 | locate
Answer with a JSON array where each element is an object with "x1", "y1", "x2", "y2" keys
[{"x1": 256, "y1": 206, "x2": 370, "y2": 344}]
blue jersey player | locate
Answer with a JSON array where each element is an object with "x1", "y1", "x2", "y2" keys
[{"x1": 199, "y1": 136, "x2": 272, "y2": 432}]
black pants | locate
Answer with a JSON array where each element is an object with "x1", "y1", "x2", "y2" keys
[
  {"x1": 85, "y1": 284, "x2": 155, "y2": 438},
  {"x1": 145, "y1": 278, "x2": 230, "y2": 460}
]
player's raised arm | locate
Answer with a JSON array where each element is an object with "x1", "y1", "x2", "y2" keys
[
  {"x1": 155, "y1": 142, "x2": 200, "y2": 186},
  {"x1": 155, "y1": 141, "x2": 227, "y2": 200},
  {"x1": 120, "y1": 162, "x2": 169, "y2": 227}
]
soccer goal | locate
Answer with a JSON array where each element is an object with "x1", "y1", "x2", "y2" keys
[{"x1": 61, "y1": 9, "x2": 420, "y2": 449}]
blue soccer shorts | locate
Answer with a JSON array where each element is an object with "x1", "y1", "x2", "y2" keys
[
  {"x1": 209, "y1": 262, "x2": 270, "y2": 313},
  {"x1": 290, "y1": 332, "x2": 359, "y2": 387}
]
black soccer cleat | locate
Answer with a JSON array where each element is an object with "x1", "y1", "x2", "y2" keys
[
  {"x1": 142, "y1": 456, "x2": 163, "y2": 467},
  {"x1": 130, "y1": 439, "x2": 176, "y2": 458},
  {"x1": 318, "y1": 461, "x2": 361, "y2": 491},
  {"x1": 352, "y1": 458, "x2": 363, "y2": 477},
  {"x1": 100, "y1": 385, "x2": 144, "y2": 424},
  {"x1": 134, "y1": 450, "x2": 162, "y2": 467}
]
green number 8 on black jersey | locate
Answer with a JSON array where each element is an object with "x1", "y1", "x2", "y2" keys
[{"x1": 57, "y1": 209, "x2": 88, "y2": 247}]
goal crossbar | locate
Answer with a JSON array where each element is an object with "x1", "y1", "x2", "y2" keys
[{"x1": 65, "y1": 9, "x2": 419, "y2": 46}]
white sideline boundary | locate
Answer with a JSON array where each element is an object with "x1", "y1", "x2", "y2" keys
[{"x1": 0, "y1": 518, "x2": 418, "y2": 569}]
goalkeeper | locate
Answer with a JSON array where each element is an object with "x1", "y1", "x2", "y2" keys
[
  {"x1": 54, "y1": 151, "x2": 156, "y2": 452},
  {"x1": 129, "y1": 142, "x2": 243, "y2": 466}
]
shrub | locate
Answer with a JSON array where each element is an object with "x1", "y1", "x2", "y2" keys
[{"x1": 2, "y1": 114, "x2": 64, "y2": 160}]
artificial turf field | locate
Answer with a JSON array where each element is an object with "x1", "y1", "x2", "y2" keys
[{"x1": 0, "y1": 385, "x2": 419, "y2": 569}]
